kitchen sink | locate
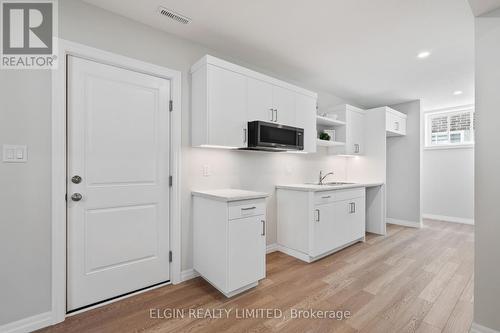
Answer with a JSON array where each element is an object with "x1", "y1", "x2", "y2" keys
[{"x1": 305, "y1": 182, "x2": 354, "y2": 186}]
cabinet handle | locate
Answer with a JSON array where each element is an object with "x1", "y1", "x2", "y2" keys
[
  {"x1": 243, "y1": 128, "x2": 247, "y2": 143},
  {"x1": 315, "y1": 209, "x2": 320, "y2": 222},
  {"x1": 241, "y1": 206, "x2": 256, "y2": 211},
  {"x1": 395, "y1": 122, "x2": 399, "y2": 131},
  {"x1": 269, "y1": 108, "x2": 274, "y2": 121},
  {"x1": 261, "y1": 220, "x2": 266, "y2": 236},
  {"x1": 275, "y1": 109, "x2": 278, "y2": 122},
  {"x1": 354, "y1": 144, "x2": 360, "y2": 154},
  {"x1": 349, "y1": 202, "x2": 356, "y2": 213},
  {"x1": 321, "y1": 195, "x2": 331, "y2": 199}
]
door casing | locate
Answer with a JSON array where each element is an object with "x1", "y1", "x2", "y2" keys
[{"x1": 51, "y1": 39, "x2": 182, "y2": 325}]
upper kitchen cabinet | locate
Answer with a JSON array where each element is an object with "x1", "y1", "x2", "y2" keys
[
  {"x1": 247, "y1": 78, "x2": 274, "y2": 123},
  {"x1": 247, "y1": 78, "x2": 296, "y2": 127},
  {"x1": 192, "y1": 61, "x2": 247, "y2": 148},
  {"x1": 327, "y1": 104, "x2": 366, "y2": 155},
  {"x1": 385, "y1": 107, "x2": 407, "y2": 136},
  {"x1": 366, "y1": 106, "x2": 407, "y2": 137},
  {"x1": 272, "y1": 85, "x2": 296, "y2": 127},
  {"x1": 191, "y1": 55, "x2": 317, "y2": 152}
]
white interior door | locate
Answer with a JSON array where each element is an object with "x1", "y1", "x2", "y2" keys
[{"x1": 67, "y1": 56, "x2": 171, "y2": 311}]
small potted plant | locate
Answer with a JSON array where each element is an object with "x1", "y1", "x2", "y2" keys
[{"x1": 319, "y1": 132, "x2": 331, "y2": 141}]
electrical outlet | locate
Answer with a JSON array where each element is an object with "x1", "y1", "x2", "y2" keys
[
  {"x1": 203, "y1": 164, "x2": 211, "y2": 177},
  {"x1": 2, "y1": 144, "x2": 27, "y2": 163}
]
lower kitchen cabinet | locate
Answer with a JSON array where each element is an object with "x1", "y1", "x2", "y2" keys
[
  {"x1": 192, "y1": 190, "x2": 268, "y2": 297},
  {"x1": 277, "y1": 187, "x2": 366, "y2": 262}
]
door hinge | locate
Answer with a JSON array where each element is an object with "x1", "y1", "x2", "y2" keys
[
  {"x1": 169, "y1": 175, "x2": 173, "y2": 187},
  {"x1": 169, "y1": 251, "x2": 172, "y2": 262},
  {"x1": 169, "y1": 100, "x2": 173, "y2": 112}
]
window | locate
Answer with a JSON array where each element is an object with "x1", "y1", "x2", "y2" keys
[{"x1": 425, "y1": 107, "x2": 474, "y2": 148}]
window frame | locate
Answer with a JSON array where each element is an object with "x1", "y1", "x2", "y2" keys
[{"x1": 424, "y1": 106, "x2": 475, "y2": 150}]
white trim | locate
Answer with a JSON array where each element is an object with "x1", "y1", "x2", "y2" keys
[
  {"x1": 266, "y1": 243, "x2": 279, "y2": 253},
  {"x1": 386, "y1": 218, "x2": 422, "y2": 228},
  {"x1": 276, "y1": 245, "x2": 312, "y2": 262},
  {"x1": 66, "y1": 281, "x2": 171, "y2": 317},
  {"x1": 424, "y1": 104, "x2": 475, "y2": 114},
  {"x1": 470, "y1": 322, "x2": 500, "y2": 333},
  {"x1": 424, "y1": 144, "x2": 474, "y2": 150},
  {"x1": 180, "y1": 269, "x2": 200, "y2": 282},
  {"x1": 0, "y1": 312, "x2": 52, "y2": 333},
  {"x1": 51, "y1": 39, "x2": 182, "y2": 327},
  {"x1": 423, "y1": 214, "x2": 474, "y2": 225}
]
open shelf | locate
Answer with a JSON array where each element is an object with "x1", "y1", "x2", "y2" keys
[
  {"x1": 316, "y1": 115, "x2": 346, "y2": 127},
  {"x1": 316, "y1": 139, "x2": 346, "y2": 147}
]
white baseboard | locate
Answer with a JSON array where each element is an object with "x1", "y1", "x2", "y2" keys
[
  {"x1": 386, "y1": 218, "x2": 421, "y2": 228},
  {"x1": 0, "y1": 311, "x2": 52, "y2": 333},
  {"x1": 266, "y1": 243, "x2": 278, "y2": 253},
  {"x1": 423, "y1": 213, "x2": 474, "y2": 225},
  {"x1": 470, "y1": 322, "x2": 500, "y2": 333},
  {"x1": 180, "y1": 268, "x2": 199, "y2": 282},
  {"x1": 276, "y1": 245, "x2": 311, "y2": 262}
]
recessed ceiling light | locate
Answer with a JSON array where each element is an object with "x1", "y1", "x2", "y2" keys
[
  {"x1": 417, "y1": 51, "x2": 431, "y2": 59},
  {"x1": 453, "y1": 90, "x2": 463, "y2": 95}
]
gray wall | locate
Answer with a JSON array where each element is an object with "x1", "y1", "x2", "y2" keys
[
  {"x1": 0, "y1": 71, "x2": 52, "y2": 324},
  {"x1": 422, "y1": 146, "x2": 474, "y2": 221},
  {"x1": 0, "y1": 0, "x2": 355, "y2": 325},
  {"x1": 386, "y1": 101, "x2": 422, "y2": 224},
  {"x1": 474, "y1": 12, "x2": 500, "y2": 331}
]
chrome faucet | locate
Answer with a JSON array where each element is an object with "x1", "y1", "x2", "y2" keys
[{"x1": 318, "y1": 171, "x2": 334, "y2": 185}]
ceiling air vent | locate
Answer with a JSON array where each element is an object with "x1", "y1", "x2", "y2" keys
[{"x1": 158, "y1": 6, "x2": 191, "y2": 25}]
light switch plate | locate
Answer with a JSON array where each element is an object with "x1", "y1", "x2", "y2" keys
[
  {"x1": 2, "y1": 144, "x2": 27, "y2": 163},
  {"x1": 203, "y1": 164, "x2": 211, "y2": 177}
]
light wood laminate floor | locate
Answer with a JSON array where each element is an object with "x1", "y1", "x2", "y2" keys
[{"x1": 38, "y1": 220, "x2": 474, "y2": 333}]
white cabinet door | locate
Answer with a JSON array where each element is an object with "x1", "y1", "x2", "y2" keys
[
  {"x1": 228, "y1": 216, "x2": 266, "y2": 291},
  {"x1": 346, "y1": 110, "x2": 365, "y2": 155},
  {"x1": 295, "y1": 93, "x2": 317, "y2": 153},
  {"x1": 208, "y1": 65, "x2": 247, "y2": 148},
  {"x1": 273, "y1": 85, "x2": 296, "y2": 127},
  {"x1": 311, "y1": 203, "x2": 338, "y2": 257},
  {"x1": 248, "y1": 78, "x2": 274, "y2": 122},
  {"x1": 334, "y1": 198, "x2": 365, "y2": 246},
  {"x1": 399, "y1": 117, "x2": 407, "y2": 135},
  {"x1": 386, "y1": 110, "x2": 406, "y2": 136}
]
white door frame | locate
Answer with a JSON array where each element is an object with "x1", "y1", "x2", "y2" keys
[{"x1": 51, "y1": 39, "x2": 182, "y2": 324}]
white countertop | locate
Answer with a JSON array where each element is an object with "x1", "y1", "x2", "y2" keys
[
  {"x1": 276, "y1": 182, "x2": 384, "y2": 192},
  {"x1": 192, "y1": 189, "x2": 269, "y2": 202}
]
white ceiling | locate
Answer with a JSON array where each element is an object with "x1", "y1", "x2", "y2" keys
[
  {"x1": 83, "y1": 0, "x2": 475, "y2": 110},
  {"x1": 468, "y1": 0, "x2": 500, "y2": 16}
]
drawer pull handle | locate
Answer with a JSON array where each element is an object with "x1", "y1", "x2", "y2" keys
[
  {"x1": 241, "y1": 206, "x2": 256, "y2": 211},
  {"x1": 349, "y1": 202, "x2": 356, "y2": 213},
  {"x1": 321, "y1": 195, "x2": 331, "y2": 199}
]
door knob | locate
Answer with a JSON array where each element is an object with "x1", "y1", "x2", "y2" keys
[
  {"x1": 71, "y1": 193, "x2": 83, "y2": 202},
  {"x1": 71, "y1": 175, "x2": 82, "y2": 184}
]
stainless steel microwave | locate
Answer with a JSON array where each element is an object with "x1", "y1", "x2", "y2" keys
[{"x1": 245, "y1": 121, "x2": 304, "y2": 151}]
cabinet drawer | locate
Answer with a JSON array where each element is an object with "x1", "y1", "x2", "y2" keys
[
  {"x1": 314, "y1": 191, "x2": 337, "y2": 204},
  {"x1": 335, "y1": 188, "x2": 365, "y2": 201},
  {"x1": 228, "y1": 200, "x2": 266, "y2": 220}
]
